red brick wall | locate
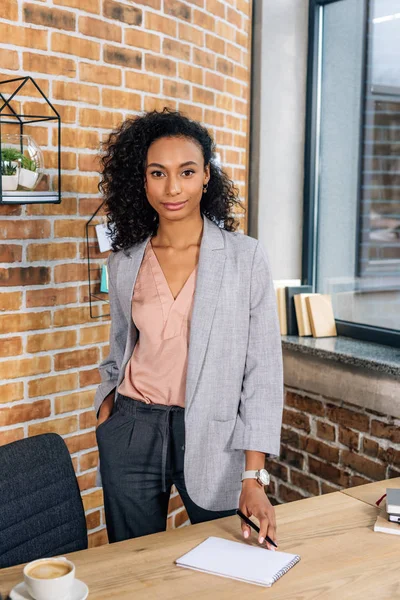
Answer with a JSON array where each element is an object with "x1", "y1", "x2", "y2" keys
[
  {"x1": 267, "y1": 389, "x2": 400, "y2": 504},
  {"x1": 0, "y1": 0, "x2": 252, "y2": 546}
]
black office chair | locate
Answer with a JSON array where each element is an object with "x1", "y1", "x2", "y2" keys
[{"x1": 0, "y1": 433, "x2": 88, "y2": 568}]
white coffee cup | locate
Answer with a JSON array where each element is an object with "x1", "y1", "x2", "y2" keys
[{"x1": 23, "y1": 556, "x2": 75, "y2": 600}]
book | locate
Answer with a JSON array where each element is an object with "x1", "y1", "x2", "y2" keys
[
  {"x1": 294, "y1": 293, "x2": 315, "y2": 336},
  {"x1": 374, "y1": 511, "x2": 400, "y2": 536},
  {"x1": 305, "y1": 294, "x2": 337, "y2": 338},
  {"x1": 386, "y1": 489, "x2": 400, "y2": 515},
  {"x1": 285, "y1": 285, "x2": 313, "y2": 335},
  {"x1": 100, "y1": 264, "x2": 109, "y2": 293},
  {"x1": 273, "y1": 280, "x2": 301, "y2": 336},
  {"x1": 175, "y1": 536, "x2": 300, "y2": 588},
  {"x1": 389, "y1": 514, "x2": 400, "y2": 523}
]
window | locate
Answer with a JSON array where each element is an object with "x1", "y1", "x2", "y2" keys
[{"x1": 304, "y1": 0, "x2": 400, "y2": 347}]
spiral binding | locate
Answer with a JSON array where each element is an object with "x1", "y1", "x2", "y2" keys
[{"x1": 271, "y1": 555, "x2": 301, "y2": 583}]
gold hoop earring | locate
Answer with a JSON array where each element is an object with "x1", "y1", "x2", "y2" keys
[{"x1": 203, "y1": 183, "x2": 208, "y2": 193}]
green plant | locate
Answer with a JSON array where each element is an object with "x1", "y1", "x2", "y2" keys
[
  {"x1": 21, "y1": 155, "x2": 37, "y2": 171},
  {"x1": 1, "y1": 147, "x2": 23, "y2": 163},
  {"x1": 1, "y1": 162, "x2": 17, "y2": 176}
]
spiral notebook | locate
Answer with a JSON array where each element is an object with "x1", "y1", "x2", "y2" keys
[{"x1": 175, "y1": 536, "x2": 300, "y2": 587}]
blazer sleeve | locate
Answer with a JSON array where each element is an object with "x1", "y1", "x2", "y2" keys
[
  {"x1": 94, "y1": 252, "x2": 127, "y2": 415},
  {"x1": 231, "y1": 241, "x2": 283, "y2": 456}
]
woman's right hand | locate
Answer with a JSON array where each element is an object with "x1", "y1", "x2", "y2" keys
[{"x1": 96, "y1": 391, "x2": 115, "y2": 429}]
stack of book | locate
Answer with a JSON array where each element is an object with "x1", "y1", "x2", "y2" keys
[
  {"x1": 273, "y1": 280, "x2": 337, "y2": 338},
  {"x1": 374, "y1": 489, "x2": 400, "y2": 535}
]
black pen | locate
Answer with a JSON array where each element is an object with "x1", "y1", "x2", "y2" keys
[{"x1": 236, "y1": 509, "x2": 278, "y2": 548}]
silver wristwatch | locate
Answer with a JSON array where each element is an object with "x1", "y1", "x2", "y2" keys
[{"x1": 241, "y1": 468, "x2": 270, "y2": 487}]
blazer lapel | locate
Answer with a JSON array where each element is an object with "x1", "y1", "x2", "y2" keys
[{"x1": 185, "y1": 217, "x2": 226, "y2": 410}]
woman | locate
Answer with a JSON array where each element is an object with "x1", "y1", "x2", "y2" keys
[{"x1": 94, "y1": 109, "x2": 283, "y2": 549}]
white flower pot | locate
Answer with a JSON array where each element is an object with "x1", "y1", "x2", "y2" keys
[
  {"x1": 2, "y1": 174, "x2": 19, "y2": 191},
  {"x1": 18, "y1": 167, "x2": 39, "y2": 190}
]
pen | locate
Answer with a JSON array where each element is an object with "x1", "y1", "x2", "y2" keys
[{"x1": 236, "y1": 509, "x2": 278, "y2": 548}]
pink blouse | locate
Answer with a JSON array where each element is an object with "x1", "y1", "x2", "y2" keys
[{"x1": 117, "y1": 241, "x2": 197, "y2": 407}]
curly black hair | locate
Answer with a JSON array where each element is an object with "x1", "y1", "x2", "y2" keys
[{"x1": 99, "y1": 108, "x2": 244, "y2": 251}]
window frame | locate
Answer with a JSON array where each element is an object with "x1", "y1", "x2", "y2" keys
[{"x1": 302, "y1": 0, "x2": 400, "y2": 348}]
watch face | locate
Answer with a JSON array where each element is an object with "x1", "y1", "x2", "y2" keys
[{"x1": 258, "y1": 469, "x2": 270, "y2": 485}]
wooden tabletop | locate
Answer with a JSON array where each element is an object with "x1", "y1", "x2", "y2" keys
[
  {"x1": 341, "y1": 477, "x2": 400, "y2": 507},
  {"x1": 2, "y1": 487, "x2": 399, "y2": 599}
]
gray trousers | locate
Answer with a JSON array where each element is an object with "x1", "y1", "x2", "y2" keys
[{"x1": 96, "y1": 394, "x2": 236, "y2": 543}]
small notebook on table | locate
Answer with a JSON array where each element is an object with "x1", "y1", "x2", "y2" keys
[{"x1": 175, "y1": 536, "x2": 300, "y2": 587}]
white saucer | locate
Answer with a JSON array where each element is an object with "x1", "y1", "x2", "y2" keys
[{"x1": 10, "y1": 579, "x2": 89, "y2": 600}]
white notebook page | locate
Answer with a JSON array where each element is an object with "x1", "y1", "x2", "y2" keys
[{"x1": 175, "y1": 536, "x2": 300, "y2": 587}]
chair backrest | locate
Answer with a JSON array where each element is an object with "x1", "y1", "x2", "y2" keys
[{"x1": 0, "y1": 433, "x2": 88, "y2": 568}]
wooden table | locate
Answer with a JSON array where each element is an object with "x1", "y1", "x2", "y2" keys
[
  {"x1": 341, "y1": 476, "x2": 400, "y2": 507},
  {"x1": 2, "y1": 487, "x2": 399, "y2": 599}
]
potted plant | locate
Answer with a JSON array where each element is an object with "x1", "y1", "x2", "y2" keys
[
  {"x1": 18, "y1": 155, "x2": 39, "y2": 190},
  {"x1": 1, "y1": 138, "x2": 42, "y2": 191},
  {"x1": 1, "y1": 161, "x2": 19, "y2": 191}
]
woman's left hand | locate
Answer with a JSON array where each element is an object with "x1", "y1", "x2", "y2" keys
[{"x1": 238, "y1": 480, "x2": 277, "y2": 550}]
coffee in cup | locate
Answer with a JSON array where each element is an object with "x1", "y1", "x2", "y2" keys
[{"x1": 23, "y1": 557, "x2": 75, "y2": 600}]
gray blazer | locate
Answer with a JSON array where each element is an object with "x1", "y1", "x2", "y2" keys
[{"x1": 94, "y1": 216, "x2": 283, "y2": 511}]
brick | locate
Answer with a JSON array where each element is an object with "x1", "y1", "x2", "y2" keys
[
  {"x1": 286, "y1": 392, "x2": 325, "y2": 417},
  {"x1": 321, "y1": 482, "x2": 340, "y2": 495},
  {"x1": 0, "y1": 428, "x2": 24, "y2": 446},
  {"x1": 145, "y1": 54, "x2": 176, "y2": 77},
  {"x1": 265, "y1": 459, "x2": 288, "y2": 482},
  {"x1": 134, "y1": 0, "x2": 161, "y2": 7},
  {"x1": 164, "y1": 0, "x2": 191, "y2": 20},
  {"x1": 234, "y1": 64, "x2": 249, "y2": 82},
  {"x1": 235, "y1": 98, "x2": 247, "y2": 115},
  {"x1": 316, "y1": 420, "x2": 336, "y2": 442},
  {"x1": 78, "y1": 155, "x2": 101, "y2": 173},
  {"x1": 163, "y1": 80, "x2": 190, "y2": 100},
  {"x1": 308, "y1": 457, "x2": 350, "y2": 487},
  {"x1": 79, "y1": 16, "x2": 121, "y2": 42},
  {"x1": 280, "y1": 446, "x2": 304, "y2": 469},
  {"x1": 0, "y1": 312, "x2": 51, "y2": 335},
  {"x1": 192, "y1": 87, "x2": 214, "y2": 105},
  {"x1": 206, "y1": 0, "x2": 224, "y2": 18},
  {"x1": 338, "y1": 426, "x2": 360, "y2": 450},
  {"x1": 88, "y1": 528, "x2": 108, "y2": 548},
  {"x1": 55, "y1": 389, "x2": 95, "y2": 414},
  {"x1": 0, "y1": 245, "x2": 22, "y2": 262},
  {"x1": 226, "y1": 78, "x2": 243, "y2": 97},
  {"x1": 280, "y1": 426, "x2": 300, "y2": 448},
  {"x1": 216, "y1": 130, "x2": 233, "y2": 146},
  {"x1": 179, "y1": 22, "x2": 204, "y2": 46},
  {"x1": 103, "y1": 0, "x2": 142, "y2": 25},
  {"x1": 145, "y1": 12, "x2": 176, "y2": 36},
  {"x1": 23, "y1": 53, "x2": 76, "y2": 78},
  {"x1": 54, "y1": 307, "x2": 90, "y2": 328},
  {"x1": 291, "y1": 471, "x2": 319, "y2": 496},
  {"x1": 204, "y1": 109, "x2": 225, "y2": 127},
  {"x1": 179, "y1": 103, "x2": 203, "y2": 121},
  {"x1": 0, "y1": 337, "x2": 22, "y2": 358},
  {"x1": 54, "y1": 219, "x2": 87, "y2": 239},
  {"x1": 65, "y1": 431, "x2": 97, "y2": 455},
  {"x1": 1, "y1": 220, "x2": 50, "y2": 240},
  {"x1": 27, "y1": 242, "x2": 77, "y2": 262},
  {"x1": 371, "y1": 420, "x2": 400, "y2": 444},
  {"x1": 54, "y1": 0, "x2": 100, "y2": 11},
  {"x1": 194, "y1": 48, "x2": 215, "y2": 69},
  {"x1": 23, "y1": 125, "x2": 49, "y2": 147},
  {"x1": 362, "y1": 437, "x2": 379, "y2": 458},
  {"x1": 104, "y1": 44, "x2": 142, "y2": 69},
  {"x1": 326, "y1": 404, "x2": 369, "y2": 432},
  {"x1": 226, "y1": 41, "x2": 242, "y2": 63},
  {"x1": 80, "y1": 62, "x2": 121, "y2": 87},
  {"x1": 227, "y1": 6, "x2": 242, "y2": 28},
  {"x1": 205, "y1": 72, "x2": 225, "y2": 92},
  {"x1": 80, "y1": 449, "x2": 99, "y2": 471},
  {"x1": 236, "y1": 30, "x2": 248, "y2": 47},
  {"x1": 163, "y1": 39, "x2": 190, "y2": 61},
  {"x1": 80, "y1": 410, "x2": 97, "y2": 430},
  {"x1": 86, "y1": 510, "x2": 101, "y2": 531},
  {"x1": 0, "y1": 0, "x2": 18, "y2": 20},
  {"x1": 0, "y1": 382, "x2": 24, "y2": 404},
  {"x1": 144, "y1": 97, "x2": 176, "y2": 112},
  {"x1": 206, "y1": 34, "x2": 225, "y2": 55},
  {"x1": 82, "y1": 488, "x2": 103, "y2": 511},
  {"x1": 27, "y1": 288, "x2": 77, "y2": 310},
  {"x1": 282, "y1": 408, "x2": 310, "y2": 433},
  {"x1": 0, "y1": 355, "x2": 51, "y2": 381},
  {"x1": 342, "y1": 450, "x2": 386, "y2": 480},
  {"x1": 55, "y1": 347, "x2": 99, "y2": 371},
  {"x1": 378, "y1": 446, "x2": 400, "y2": 467},
  {"x1": 51, "y1": 33, "x2": 100, "y2": 60},
  {"x1": 29, "y1": 373, "x2": 78, "y2": 398},
  {"x1": 29, "y1": 415, "x2": 78, "y2": 437},
  {"x1": 0, "y1": 400, "x2": 50, "y2": 427},
  {"x1": 216, "y1": 57, "x2": 234, "y2": 76},
  {"x1": 79, "y1": 368, "x2": 101, "y2": 387},
  {"x1": 80, "y1": 324, "x2": 110, "y2": 345},
  {"x1": 179, "y1": 64, "x2": 203, "y2": 86},
  {"x1": 102, "y1": 88, "x2": 141, "y2": 111},
  {"x1": 41, "y1": 151, "x2": 76, "y2": 171},
  {"x1": 53, "y1": 81, "x2": 100, "y2": 105},
  {"x1": 300, "y1": 437, "x2": 339, "y2": 464},
  {"x1": 60, "y1": 128, "x2": 101, "y2": 150},
  {"x1": 79, "y1": 108, "x2": 123, "y2": 130},
  {"x1": 24, "y1": 3, "x2": 75, "y2": 30},
  {"x1": 279, "y1": 484, "x2": 306, "y2": 503},
  {"x1": 125, "y1": 28, "x2": 160, "y2": 52},
  {"x1": 0, "y1": 267, "x2": 50, "y2": 287},
  {"x1": 174, "y1": 508, "x2": 189, "y2": 528},
  {"x1": 125, "y1": 71, "x2": 160, "y2": 94},
  {"x1": 0, "y1": 23, "x2": 47, "y2": 50},
  {"x1": 168, "y1": 492, "x2": 184, "y2": 514},
  {"x1": 349, "y1": 475, "x2": 371, "y2": 487},
  {"x1": 193, "y1": 9, "x2": 214, "y2": 32},
  {"x1": 78, "y1": 471, "x2": 97, "y2": 492},
  {"x1": 28, "y1": 330, "x2": 77, "y2": 354}
]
